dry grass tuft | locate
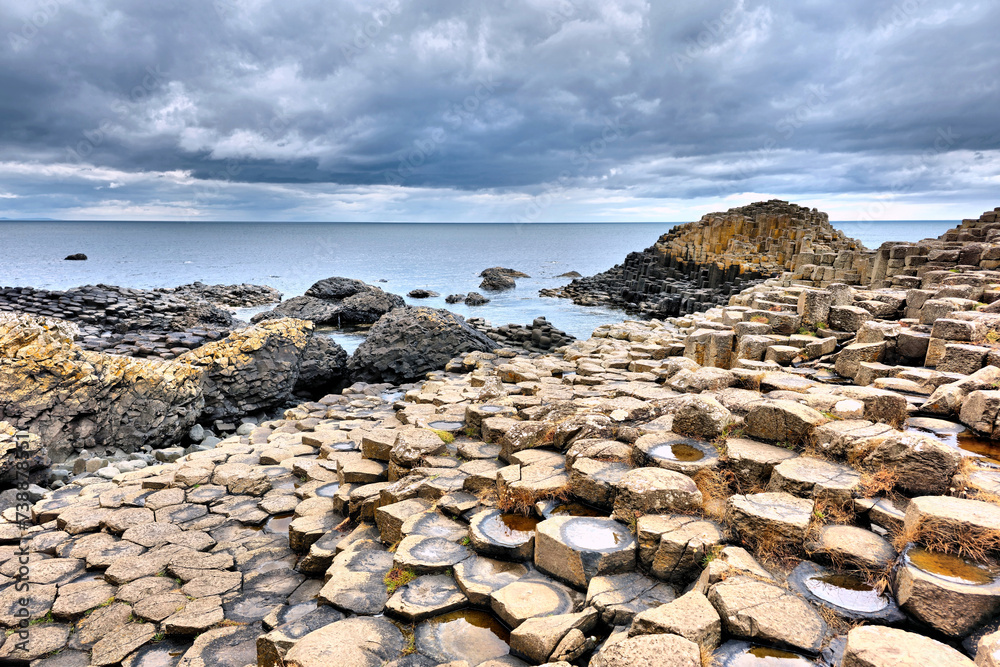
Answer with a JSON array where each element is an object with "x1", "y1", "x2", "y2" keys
[
  {"x1": 810, "y1": 496, "x2": 857, "y2": 528},
  {"x1": 497, "y1": 482, "x2": 571, "y2": 516},
  {"x1": 894, "y1": 517, "x2": 1000, "y2": 563},
  {"x1": 700, "y1": 643, "x2": 719, "y2": 667},
  {"x1": 857, "y1": 467, "x2": 900, "y2": 498},
  {"x1": 693, "y1": 468, "x2": 734, "y2": 522},
  {"x1": 815, "y1": 603, "x2": 865, "y2": 635}
]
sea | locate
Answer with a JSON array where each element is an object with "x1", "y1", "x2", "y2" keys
[{"x1": 0, "y1": 220, "x2": 956, "y2": 352}]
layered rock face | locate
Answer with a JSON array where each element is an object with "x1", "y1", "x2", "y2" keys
[
  {"x1": 545, "y1": 200, "x2": 863, "y2": 317},
  {"x1": 0, "y1": 314, "x2": 343, "y2": 462},
  {"x1": 0, "y1": 314, "x2": 204, "y2": 462},
  {"x1": 348, "y1": 306, "x2": 496, "y2": 383},
  {"x1": 177, "y1": 318, "x2": 316, "y2": 421},
  {"x1": 468, "y1": 316, "x2": 576, "y2": 353},
  {"x1": 252, "y1": 276, "x2": 404, "y2": 326}
]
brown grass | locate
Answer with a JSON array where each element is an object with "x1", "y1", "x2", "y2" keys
[
  {"x1": 815, "y1": 603, "x2": 865, "y2": 635},
  {"x1": 894, "y1": 516, "x2": 1000, "y2": 563},
  {"x1": 693, "y1": 468, "x2": 734, "y2": 522},
  {"x1": 700, "y1": 644, "x2": 719, "y2": 667},
  {"x1": 497, "y1": 482, "x2": 571, "y2": 516},
  {"x1": 857, "y1": 467, "x2": 900, "y2": 498}
]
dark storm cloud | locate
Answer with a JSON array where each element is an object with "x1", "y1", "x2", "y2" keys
[{"x1": 0, "y1": 0, "x2": 997, "y2": 220}]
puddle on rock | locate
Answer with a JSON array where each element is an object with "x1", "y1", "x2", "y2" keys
[
  {"x1": 264, "y1": 513, "x2": 295, "y2": 536},
  {"x1": 478, "y1": 405, "x2": 505, "y2": 413},
  {"x1": 907, "y1": 547, "x2": 996, "y2": 585},
  {"x1": 650, "y1": 442, "x2": 705, "y2": 462},
  {"x1": 562, "y1": 518, "x2": 630, "y2": 551},
  {"x1": 122, "y1": 638, "x2": 192, "y2": 667},
  {"x1": 480, "y1": 512, "x2": 539, "y2": 546},
  {"x1": 314, "y1": 482, "x2": 340, "y2": 498},
  {"x1": 429, "y1": 421, "x2": 464, "y2": 432},
  {"x1": 418, "y1": 609, "x2": 510, "y2": 664},
  {"x1": 905, "y1": 418, "x2": 1000, "y2": 464},
  {"x1": 804, "y1": 573, "x2": 887, "y2": 613}
]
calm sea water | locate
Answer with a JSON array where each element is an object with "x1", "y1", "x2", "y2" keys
[{"x1": 0, "y1": 220, "x2": 956, "y2": 350}]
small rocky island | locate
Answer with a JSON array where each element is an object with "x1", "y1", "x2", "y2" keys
[{"x1": 3, "y1": 200, "x2": 1000, "y2": 666}]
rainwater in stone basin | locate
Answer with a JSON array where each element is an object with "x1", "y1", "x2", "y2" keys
[
  {"x1": 803, "y1": 573, "x2": 887, "y2": 613},
  {"x1": 906, "y1": 546, "x2": 997, "y2": 586},
  {"x1": 649, "y1": 442, "x2": 705, "y2": 462},
  {"x1": 905, "y1": 417, "x2": 1000, "y2": 464}
]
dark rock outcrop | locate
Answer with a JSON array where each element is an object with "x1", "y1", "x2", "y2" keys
[
  {"x1": 64, "y1": 253, "x2": 87, "y2": 261},
  {"x1": 480, "y1": 268, "x2": 522, "y2": 291},
  {"x1": 294, "y1": 335, "x2": 349, "y2": 394},
  {"x1": 465, "y1": 292, "x2": 490, "y2": 306},
  {"x1": 407, "y1": 289, "x2": 439, "y2": 299},
  {"x1": 254, "y1": 277, "x2": 403, "y2": 327},
  {"x1": 468, "y1": 316, "x2": 575, "y2": 352},
  {"x1": 348, "y1": 307, "x2": 496, "y2": 383}
]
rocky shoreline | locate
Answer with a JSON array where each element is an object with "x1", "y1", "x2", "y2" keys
[{"x1": 2, "y1": 202, "x2": 1000, "y2": 666}]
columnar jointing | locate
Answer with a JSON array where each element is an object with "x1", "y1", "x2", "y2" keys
[{"x1": 544, "y1": 200, "x2": 864, "y2": 318}]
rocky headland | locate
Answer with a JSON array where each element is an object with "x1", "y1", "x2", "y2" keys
[{"x1": 2, "y1": 203, "x2": 1000, "y2": 666}]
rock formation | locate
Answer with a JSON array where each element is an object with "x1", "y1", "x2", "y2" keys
[
  {"x1": 253, "y1": 276, "x2": 403, "y2": 326},
  {"x1": 480, "y1": 267, "x2": 528, "y2": 291},
  {"x1": 0, "y1": 314, "x2": 204, "y2": 462},
  {"x1": 348, "y1": 306, "x2": 496, "y2": 383},
  {"x1": 177, "y1": 318, "x2": 316, "y2": 421},
  {"x1": 468, "y1": 316, "x2": 575, "y2": 352},
  {"x1": 545, "y1": 200, "x2": 863, "y2": 317}
]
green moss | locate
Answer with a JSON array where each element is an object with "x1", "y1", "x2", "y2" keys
[
  {"x1": 384, "y1": 567, "x2": 417, "y2": 595},
  {"x1": 433, "y1": 429, "x2": 455, "y2": 444}
]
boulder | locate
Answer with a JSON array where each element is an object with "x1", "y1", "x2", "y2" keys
[
  {"x1": 708, "y1": 576, "x2": 826, "y2": 653},
  {"x1": 669, "y1": 395, "x2": 732, "y2": 440},
  {"x1": 283, "y1": 617, "x2": 405, "y2": 667},
  {"x1": 293, "y1": 335, "x2": 348, "y2": 393},
  {"x1": 179, "y1": 318, "x2": 314, "y2": 420},
  {"x1": 480, "y1": 268, "x2": 519, "y2": 291},
  {"x1": 743, "y1": 400, "x2": 828, "y2": 445},
  {"x1": 255, "y1": 277, "x2": 404, "y2": 326},
  {"x1": 589, "y1": 633, "x2": 701, "y2": 667},
  {"x1": 842, "y1": 625, "x2": 974, "y2": 667},
  {"x1": 348, "y1": 307, "x2": 496, "y2": 384}
]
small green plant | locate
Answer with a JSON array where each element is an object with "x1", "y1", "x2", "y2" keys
[
  {"x1": 96, "y1": 597, "x2": 115, "y2": 609},
  {"x1": 28, "y1": 612, "x2": 54, "y2": 626},
  {"x1": 401, "y1": 626, "x2": 417, "y2": 656},
  {"x1": 152, "y1": 632, "x2": 166, "y2": 642},
  {"x1": 700, "y1": 544, "x2": 725, "y2": 567},
  {"x1": 813, "y1": 508, "x2": 827, "y2": 521},
  {"x1": 433, "y1": 429, "x2": 455, "y2": 444},
  {"x1": 777, "y1": 441, "x2": 795, "y2": 451},
  {"x1": 987, "y1": 330, "x2": 1000, "y2": 344},
  {"x1": 460, "y1": 536, "x2": 471, "y2": 546},
  {"x1": 463, "y1": 426, "x2": 478, "y2": 438},
  {"x1": 815, "y1": 322, "x2": 828, "y2": 329},
  {"x1": 384, "y1": 567, "x2": 417, "y2": 594},
  {"x1": 797, "y1": 327, "x2": 816, "y2": 337},
  {"x1": 949, "y1": 268, "x2": 961, "y2": 273}
]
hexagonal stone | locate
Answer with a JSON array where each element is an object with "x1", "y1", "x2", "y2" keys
[
  {"x1": 589, "y1": 633, "x2": 701, "y2": 667},
  {"x1": 726, "y1": 492, "x2": 814, "y2": 545},
  {"x1": 257, "y1": 606, "x2": 346, "y2": 667},
  {"x1": 283, "y1": 617, "x2": 405, "y2": 667},
  {"x1": 401, "y1": 510, "x2": 468, "y2": 542},
  {"x1": 726, "y1": 438, "x2": 798, "y2": 487},
  {"x1": 386, "y1": 573, "x2": 468, "y2": 622},
  {"x1": 391, "y1": 429, "x2": 448, "y2": 467},
  {"x1": 788, "y1": 561, "x2": 904, "y2": 625},
  {"x1": 317, "y1": 545, "x2": 394, "y2": 615},
  {"x1": 173, "y1": 623, "x2": 261, "y2": 667},
  {"x1": 805, "y1": 524, "x2": 896, "y2": 571},
  {"x1": 454, "y1": 555, "x2": 529, "y2": 606},
  {"x1": 490, "y1": 572, "x2": 584, "y2": 628},
  {"x1": 843, "y1": 625, "x2": 975, "y2": 667},
  {"x1": 393, "y1": 534, "x2": 472, "y2": 574},
  {"x1": 637, "y1": 515, "x2": 724, "y2": 584},
  {"x1": 164, "y1": 595, "x2": 225, "y2": 634},
  {"x1": 0, "y1": 583, "x2": 57, "y2": 624},
  {"x1": 895, "y1": 544, "x2": 1000, "y2": 637},
  {"x1": 66, "y1": 601, "x2": 131, "y2": 650},
  {"x1": 0, "y1": 623, "x2": 71, "y2": 662},
  {"x1": 569, "y1": 457, "x2": 631, "y2": 508},
  {"x1": 51, "y1": 580, "x2": 116, "y2": 618},
  {"x1": 115, "y1": 576, "x2": 179, "y2": 604},
  {"x1": 102, "y1": 507, "x2": 155, "y2": 534},
  {"x1": 122, "y1": 521, "x2": 183, "y2": 548},
  {"x1": 586, "y1": 572, "x2": 676, "y2": 625},
  {"x1": 534, "y1": 516, "x2": 636, "y2": 589},
  {"x1": 708, "y1": 576, "x2": 826, "y2": 654},
  {"x1": 132, "y1": 592, "x2": 189, "y2": 622},
  {"x1": 375, "y1": 498, "x2": 432, "y2": 545},
  {"x1": 767, "y1": 456, "x2": 861, "y2": 503},
  {"x1": 182, "y1": 570, "x2": 243, "y2": 598},
  {"x1": 628, "y1": 590, "x2": 721, "y2": 650},
  {"x1": 903, "y1": 495, "x2": 1000, "y2": 548},
  {"x1": 633, "y1": 433, "x2": 719, "y2": 475},
  {"x1": 469, "y1": 509, "x2": 537, "y2": 561},
  {"x1": 509, "y1": 607, "x2": 598, "y2": 664},
  {"x1": 90, "y1": 622, "x2": 157, "y2": 666},
  {"x1": 743, "y1": 399, "x2": 828, "y2": 445},
  {"x1": 612, "y1": 468, "x2": 703, "y2": 522}
]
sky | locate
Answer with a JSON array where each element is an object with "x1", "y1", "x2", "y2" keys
[{"x1": 0, "y1": 0, "x2": 998, "y2": 222}]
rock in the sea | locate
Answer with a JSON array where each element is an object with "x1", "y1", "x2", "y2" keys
[
  {"x1": 445, "y1": 294, "x2": 466, "y2": 304},
  {"x1": 0, "y1": 314, "x2": 204, "y2": 462},
  {"x1": 480, "y1": 268, "x2": 518, "y2": 291},
  {"x1": 253, "y1": 277, "x2": 404, "y2": 326},
  {"x1": 348, "y1": 307, "x2": 496, "y2": 384},
  {"x1": 407, "y1": 289, "x2": 440, "y2": 299},
  {"x1": 465, "y1": 292, "x2": 490, "y2": 306},
  {"x1": 64, "y1": 253, "x2": 87, "y2": 261}
]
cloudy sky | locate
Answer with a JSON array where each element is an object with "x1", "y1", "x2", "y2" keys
[{"x1": 1, "y1": 0, "x2": 997, "y2": 222}]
